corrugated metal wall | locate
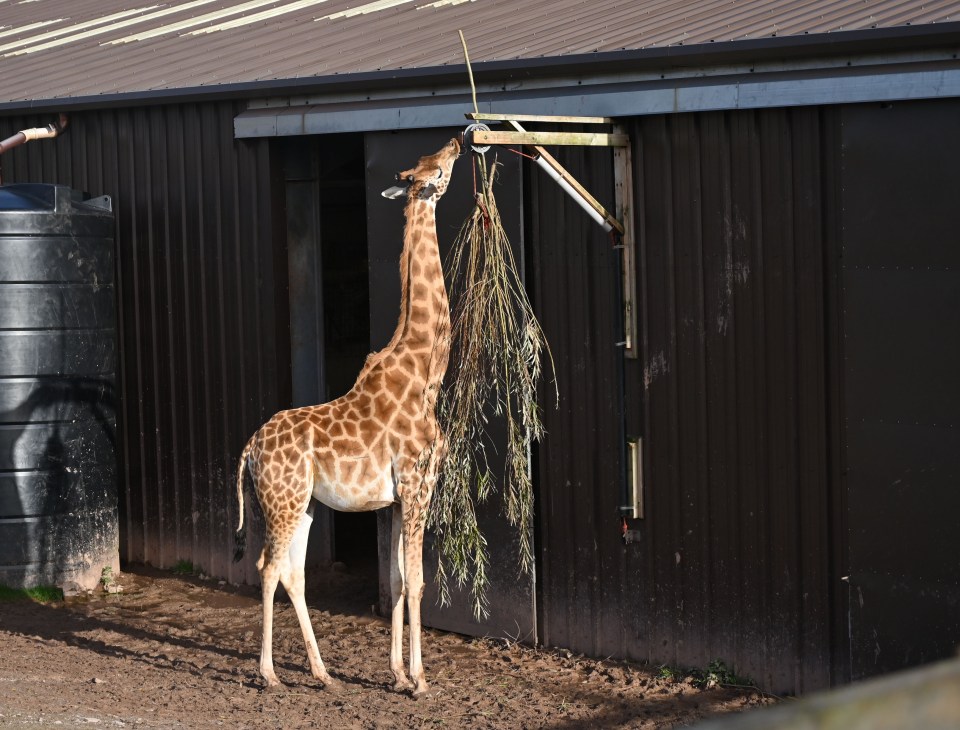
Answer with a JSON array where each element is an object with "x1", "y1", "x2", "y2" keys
[
  {"x1": 530, "y1": 107, "x2": 837, "y2": 695},
  {"x1": 526, "y1": 137, "x2": 627, "y2": 656},
  {"x1": 839, "y1": 99, "x2": 960, "y2": 681},
  {"x1": 0, "y1": 104, "x2": 288, "y2": 584}
]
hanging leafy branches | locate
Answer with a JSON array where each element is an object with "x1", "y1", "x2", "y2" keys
[{"x1": 429, "y1": 153, "x2": 556, "y2": 619}]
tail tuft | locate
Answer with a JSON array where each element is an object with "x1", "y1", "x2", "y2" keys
[
  {"x1": 234, "y1": 435, "x2": 255, "y2": 563},
  {"x1": 234, "y1": 525, "x2": 247, "y2": 563}
]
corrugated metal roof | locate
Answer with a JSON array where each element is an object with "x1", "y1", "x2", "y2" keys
[{"x1": 0, "y1": 0, "x2": 958, "y2": 104}]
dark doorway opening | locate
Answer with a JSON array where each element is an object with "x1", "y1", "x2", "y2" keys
[
  {"x1": 279, "y1": 132, "x2": 377, "y2": 573},
  {"x1": 314, "y1": 134, "x2": 378, "y2": 570}
]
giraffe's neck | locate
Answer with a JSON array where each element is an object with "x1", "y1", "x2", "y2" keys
[{"x1": 393, "y1": 197, "x2": 450, "y2": 386}]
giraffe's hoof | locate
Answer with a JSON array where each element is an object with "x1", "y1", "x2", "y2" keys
[
  {"x1": 262, "y1": 676, "x2": 283, "y2": 691},
  {"x1": 392, "y1": 677, "x2": 414, "y2": 693},
  {"x1": 320, "y1": 675, "x2": 341, "y2": 691},
  {"x1": 411, "y1": 682, "x2": 435, "y2": 699}
]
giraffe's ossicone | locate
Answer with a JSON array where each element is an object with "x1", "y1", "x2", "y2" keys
[{"x1": 234, "y1": 137, "x2": 461, "y2": 696}]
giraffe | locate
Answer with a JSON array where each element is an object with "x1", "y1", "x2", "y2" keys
[{"x1": 234, "y1": 137, "x2": 461, "y2": 696}]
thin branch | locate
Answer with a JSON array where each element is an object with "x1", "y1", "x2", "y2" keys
[{"x1": 458, "y1": 30, "x2": 479, "y2": 116}]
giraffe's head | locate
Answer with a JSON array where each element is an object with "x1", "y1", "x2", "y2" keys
[{"x1": 381, "y1": 138, "x2": 461, "y2": 203}]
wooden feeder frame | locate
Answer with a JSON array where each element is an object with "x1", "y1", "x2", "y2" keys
[
  {"x1": 465, "y1": 111, "x2": 645, "y2": 520},
  {"x1": 465, "y1": 111, "x2": 637, "y2": 360}
]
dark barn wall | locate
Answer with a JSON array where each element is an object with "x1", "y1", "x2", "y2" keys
[
  {"x1": 525, "y1": 138, "x2": 626, "y2": 656},
  {"x1": 529, "y1": 107, "x2": 838, "y2": 695},
  {"x1": 0, "y1": 104, "x2": 289, "y2": 584},
  {"x1": 839, "y1": 99, "x2": 960, "y2": 681}
]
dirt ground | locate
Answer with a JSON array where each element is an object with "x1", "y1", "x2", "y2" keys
[{"x1": 0, "y1": 565, "x2": 774, "y2": 728}]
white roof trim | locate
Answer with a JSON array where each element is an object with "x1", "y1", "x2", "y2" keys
[{"x1": 235, "y1": 65, "x2": 960, "y2": 137}]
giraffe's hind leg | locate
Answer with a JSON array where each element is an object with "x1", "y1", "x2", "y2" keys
[
  {"x1": 257, "y1": 545, "x2": 283, "y2": 687},
  {"x1": 281, "y1": 503, "x2": 338, "y2": 688}
]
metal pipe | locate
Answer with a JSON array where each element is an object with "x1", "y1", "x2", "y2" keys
[
  {"x1": 531, "y1": 151, "x2": 613, "y2": 232},
  {"x1": 0, "y1": 114, "x2": 68, "y2": 183}
]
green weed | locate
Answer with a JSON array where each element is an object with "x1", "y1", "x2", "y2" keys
[
  {"x1": 656, "y1": 660, "x2": 755, "y2": 689},
  {"x1": 172, "y1": 560, "x2": 197, "y2": 576},
  {"x1": 0, "y1": 584, "x2": 64, "y2": 602}
]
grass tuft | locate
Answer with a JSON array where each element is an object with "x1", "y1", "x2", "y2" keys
[
  {"x1": 172, "y1": 560, "x2": 196, "y2": 576},
  {"x1": 0, "y1": 584, "x2": 64, "y2": 602}
]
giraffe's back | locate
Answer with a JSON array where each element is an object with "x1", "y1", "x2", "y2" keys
[{"x1": 249, "y1": 401, "x2": 398, "y2": 515}]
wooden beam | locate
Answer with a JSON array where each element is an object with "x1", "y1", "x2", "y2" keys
[
  {"x1": 466, "y1": 112, "x2": 613, "y2": 125},
  {"x1": 613, "y1": 121, "x2": 637, "y2": 358},
  {"x1": 471, "y1": 129, "x2": 629, "y2": 148}
]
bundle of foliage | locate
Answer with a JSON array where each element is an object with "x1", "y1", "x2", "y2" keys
[{"x1": 430, "y1": 153, "x2": 555, "y2": 618}]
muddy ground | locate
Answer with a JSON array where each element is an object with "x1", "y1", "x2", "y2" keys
[{"x1": 0, "y1": 565, "x2": 774, "y2": 728}]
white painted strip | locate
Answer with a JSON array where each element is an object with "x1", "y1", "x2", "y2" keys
[
  {"x1": 2, "y1": 0, "x2": 224, "y2": 56},
  {"x1": 0, "y1": 6, "x2": 160, "y2": 55},
  {"x1": 318, "y1": 0, "x2": 415, "y2": 21},
  {"x1": 0, "y1": 20, "x2": 63, "y2": 41},
  {"x1": 188, "y1": 0, "x2": 331, "y2": 35},
  {"x1": 417, "y1": 0, "x2": 475, "y2": 8},
  {"x1": 109, "y1": 0, "x2": 298, "y2": 44}
]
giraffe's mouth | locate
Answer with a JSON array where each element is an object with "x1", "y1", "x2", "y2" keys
[{"x1": 381, "y1": 182, "x2": 409, "y2": 200}]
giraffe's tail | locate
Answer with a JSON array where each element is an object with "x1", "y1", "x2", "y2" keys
[{"x1": 234, "y1": 435, "x2": 256, "y2": 563}]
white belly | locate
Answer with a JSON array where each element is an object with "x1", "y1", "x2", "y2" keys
[{"x1": 311, "y1": 459, "x2": 396, "y2": 512}]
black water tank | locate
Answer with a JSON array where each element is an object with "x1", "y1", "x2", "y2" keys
[{"x1": 0, "y1": 184, "x2": 118, "y2": 591}]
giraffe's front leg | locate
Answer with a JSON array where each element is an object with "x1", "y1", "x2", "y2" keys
[
  {"x1": 389, "y1": 502, "x2": 413, "y2": 691},
  {"x1": 404, "y1": 438, "x2": 444, "y2": 697},
  {"x1": 402, "y1": 501, "x2": 429, "y2": 697}
]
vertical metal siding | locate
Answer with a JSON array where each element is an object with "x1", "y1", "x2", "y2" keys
[
  {"x1": 527, "y1": 138, "x2": 626, "y2": 659},
  {"x1": 530, "y1": 108, "x2": 835, "y2": 695},
  {"x1": 633, "y1": 107, "x2": 834, "y2": 694},
  {"x1": 840, "y1": 99, "x2": 960, "y2": 680},
  {"x1": 0, "y1": 104, "x2": 288, "y2": 585}
]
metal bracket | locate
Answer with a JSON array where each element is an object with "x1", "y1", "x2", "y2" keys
[{"x1": 465, "y1": 112, "x2": 627, "y2": 234}]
